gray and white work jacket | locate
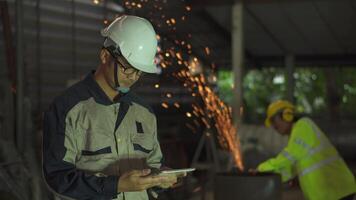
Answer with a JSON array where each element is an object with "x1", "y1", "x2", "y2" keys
[{"x1": 43, "y1": 72, "x2": 163, "y2": 200}]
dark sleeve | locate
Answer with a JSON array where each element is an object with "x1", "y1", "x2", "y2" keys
[{"x1": 42, "y1": 102, "x2": 118, "y2": 200}]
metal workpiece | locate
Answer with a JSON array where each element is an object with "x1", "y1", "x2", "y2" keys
[{"x1": 214, "y1": 172, "x2": 282, "y2": 200}]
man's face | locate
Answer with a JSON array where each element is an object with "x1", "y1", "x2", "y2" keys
[
  {"x1": 103, "y1": 50, "x2": 143, "y2": 89},
  {"x1": 271, "y1": 114, "x2": 291, "y2": 136},
  {"x1": 115, "y1": 56, "x2": 143, "y2": 88}
]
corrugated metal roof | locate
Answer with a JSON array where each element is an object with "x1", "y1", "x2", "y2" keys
[{"x1": 1, "y1": 0, "x2": 355, "y2": 112}]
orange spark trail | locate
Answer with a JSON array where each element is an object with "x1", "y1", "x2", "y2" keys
[
  {"x1": 175, "y1": 72, "x2": 244, "y2": 171},
  {"x1": 121, "y1": 0, "x2": 244, "y2": 171}
]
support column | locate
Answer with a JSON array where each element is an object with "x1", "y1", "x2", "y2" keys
[
  {"x1": 232, "y1": 1, "x2": 244, "y2": 126},
  {"x1": 285, "y1": 54, "x2": 295, "y2": 103},
  {"x1": 16, "y1": 0, "x2": 24, "y2": 152},
  {"x1": 36, "y1": 0, "x2": 42, "y2": 113}
]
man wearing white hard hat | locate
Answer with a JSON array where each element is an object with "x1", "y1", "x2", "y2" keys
[{"x1": 43, "y1": 15, "x2": 177, "y2": 200}]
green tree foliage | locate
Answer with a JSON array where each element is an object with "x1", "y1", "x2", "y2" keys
[{"x1": 217, "y1": 68, "x2": 356, "y2": 123}]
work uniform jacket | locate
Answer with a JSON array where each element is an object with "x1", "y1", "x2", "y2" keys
[
  {"x1": 258, "y1": 117, "x2": 356, "y2": 200},
  {"x1": 43, "y1": 72, "x2": 163, "y2": 200}
]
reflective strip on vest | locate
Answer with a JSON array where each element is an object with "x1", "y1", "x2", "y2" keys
[
  {"x1": 282, "y1": 150, "x2": 296, "y2": 163},
  {"x1": 293, "y1": 119, "x2": 332, "y2": 159},
  {"x1": 307, "y1": 142, "x2": 330, "y2": 157},
  {"x1": 300, "y1": 155, "x2": 340, "y2": 177},
  {"x1": 294, "y1": 138, "x2": 312, "y2": 151},
  {"x1": 293, "y1": 138, "x2": 331, "y2": 159}
]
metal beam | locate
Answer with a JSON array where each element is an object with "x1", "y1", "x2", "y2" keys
[
  {"x1": 251, "y1": 54, "x2": 356, "y2": 68},
  {"x1": 188, "y1": 0, "x2": 344, "y2": 6}
]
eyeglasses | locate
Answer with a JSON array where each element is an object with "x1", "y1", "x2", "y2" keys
[
  {"x1": 117, "y1": 59, "x2": 144, "y2": 77},
  {"x1": 104, "y1": 47, "x2": 144, "y2": 77}
]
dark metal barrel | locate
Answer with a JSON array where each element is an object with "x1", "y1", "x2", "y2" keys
[{"x1": 214, "y1": 172, "x2": 282, "y2": 200}]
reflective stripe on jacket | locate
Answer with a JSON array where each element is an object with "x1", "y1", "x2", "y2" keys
[{"x1": 258, "y1": 117, "x2": 356, "y2": 200}]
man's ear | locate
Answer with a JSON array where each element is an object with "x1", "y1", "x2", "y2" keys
[{"x1": 100, "y1": 49, "x2": 110, "y2": 64}]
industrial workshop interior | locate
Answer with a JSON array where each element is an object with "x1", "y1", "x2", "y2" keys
[{"x1": 1, "y1": 0, "x2": 356, "y2": 199}]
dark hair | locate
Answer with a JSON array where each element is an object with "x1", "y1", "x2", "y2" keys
[{"x1": 103, "y1": 37, "x2": 122, "y2": 59}]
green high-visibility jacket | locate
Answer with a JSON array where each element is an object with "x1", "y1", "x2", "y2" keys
[{"x1": 258, "y1": 117, "x2": 356, "y2": 200}]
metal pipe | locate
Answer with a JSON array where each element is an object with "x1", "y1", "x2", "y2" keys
[
  {"x1": 36, "y1": 0, "x2": 42, "y2": 113},
  {"x1": 16, "y1": 0, "x2": 24, "y2": 153},
  {"x1": 232, "y1": 1, "x2": 244, "y2": 125},
  {"x1": 285, "y1": 54, "x2": 295, "y2": 103},
  {"x1": 71, "y1": 0, "x2": 77, "y2": 78},
  {"x1": 0, "y1": 1, "x2": 16, "y2": 88}
]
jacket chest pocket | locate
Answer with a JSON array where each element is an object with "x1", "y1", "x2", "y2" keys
[
  {"x1": 131, "y1": 133, "x2": 154, "y2": 156},
  {"x1": 78, "y1": 128, "x2": 114, "y2": 157},
  {"x1": 131, "y1": 120, "x2": 153, "y2": 156}
]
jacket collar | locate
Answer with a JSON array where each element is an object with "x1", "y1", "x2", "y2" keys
[{"x1": 83, "y1": 71, "x2": 133, "y2": 105}]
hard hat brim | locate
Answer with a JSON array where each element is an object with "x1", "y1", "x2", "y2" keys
[{"x1": 127, "y1": 60, "x2": 157, "y2": 74}]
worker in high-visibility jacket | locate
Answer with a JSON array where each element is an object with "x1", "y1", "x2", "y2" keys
[{"x1": 257, "y1": 100, "x2": 356, "y2": 200}]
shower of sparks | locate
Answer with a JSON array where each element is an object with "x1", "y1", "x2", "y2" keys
[
  {"x1": 205, "y1": 47, "x2": 210, "y2": 55},
  {"x1": 160, "y1": 62, "x2": 167, "y2": 68},
  {"x1": 161, "y1": 102, "x2": 169, "y2": 109},
  {"x1": 119, "y1": 0, "x2": 244, "y2": 171},
  {"x1": 175, "y1": 71, "x2": 244, "y2": 170}
]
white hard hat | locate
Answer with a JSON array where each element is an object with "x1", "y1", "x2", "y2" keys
[{"x1": 101, "y1": 15, "x2": 157, "y2": 73}]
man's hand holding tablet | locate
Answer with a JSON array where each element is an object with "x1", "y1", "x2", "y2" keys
[{"x1": 147, "y1": 168, "x2": 196, "y2": 189}]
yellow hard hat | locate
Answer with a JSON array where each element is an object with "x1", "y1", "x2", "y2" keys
[{"x1": 265, "y1": 100, "x2": 295, "y2": 127}]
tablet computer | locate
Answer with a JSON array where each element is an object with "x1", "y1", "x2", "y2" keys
[{"x1": 158, "y1": 168, "x2": 196, "y2": 176}]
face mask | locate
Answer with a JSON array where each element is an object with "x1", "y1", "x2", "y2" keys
[
  {"x1": 113, "y1": 62, "x2": 130, "y2": 94},
  {"x1": 116, "y1": 86, "x2": 130, "y2": 93}
]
